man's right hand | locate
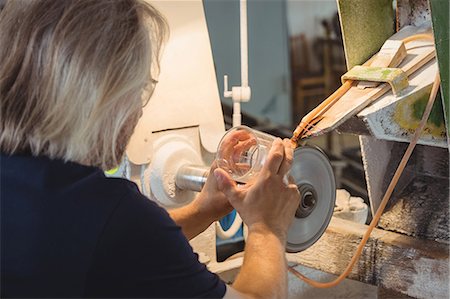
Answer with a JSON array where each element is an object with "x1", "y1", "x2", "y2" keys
[
  {"x1": 214, "y1": 137, "x2": 301, "y2": 299},
  {"x1": 213, "y1": 137, "x2": 301, "y2": 243}
]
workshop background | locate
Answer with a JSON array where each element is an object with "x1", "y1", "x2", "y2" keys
[
  {"x1": 205, "y1": 0, "x2": 366, "y2": 200},
  {"x1": 201, "y1": 0, "x2": 449, "y2": 298},
  {"x1": 205, "y1": 1, "x2": 371, "y2": 297}
]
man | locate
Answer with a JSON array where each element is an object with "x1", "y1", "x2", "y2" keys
[{"x1": 0, "y1": 1, "x2": 300, "y2": 297}]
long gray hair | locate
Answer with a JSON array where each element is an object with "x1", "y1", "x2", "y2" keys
[{"x1": 0, "y1": 0, "x2": 167, "y2": 170}]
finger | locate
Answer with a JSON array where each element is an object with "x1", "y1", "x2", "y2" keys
[
  {"x1": 287, "y1": 184, "x2": 301, "y2": 203},
  {"x1": 287, "y1": 175, "x2": 296, "y2": 185},
  {"x1": 213, "y1": 168, "x2": 244, "y2": 204},
  {"x1": 287, "y1": 183, "x2": 300, "y2": 194},
  {"x1": 236, "y1": 137, "x2": 257, "y2": 148},
  {"x1": 231, "y1": 129, "x2": 253, "y2": 140},
  {"x1": 262, "y1": 138, "x2": 284, "y2": 175},
  {"x1": 278, "y1": 139, "x2": 294, "y2": 176},
  {"x1": 232, "y1": 138, "x2": 257, "y2": 162},
  {"x1": 234, "y1": 163, "x2": 251, "y2": 173},
  {"x1": 221, "y1": 130, "x2": 252, "y2": 149},
  {"x1": 209, "y1": 160, "x2": 218, "y2": 170},
  {"x1": 218, "y1": 131, "x2": 253, "y2": 170},
  {"x1": 203, "y1": 161, "x2": 220, "y2": 189}
]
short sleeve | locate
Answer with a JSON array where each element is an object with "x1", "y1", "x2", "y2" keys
[{"x1": 84, "y1": 181, "x2": 226, "y2": 298}]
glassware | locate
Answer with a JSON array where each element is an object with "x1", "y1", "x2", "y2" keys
[{"x1": 216, "y1": 125, "x2": 276, "y2": 183}]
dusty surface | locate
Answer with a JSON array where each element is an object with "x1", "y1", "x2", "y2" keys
[
  {"x1": 397, "y1": 0, "x2": 431, "y2": 29},
  {"x1": 287, "y1": 217, "x2": 449, "y2": 298},
  {"x1": 379, "y1": 175, "x2": 449, "y2": 243},
  {"x1": 378, "y1": 144, "x2": 449, "y2": 242},
  {"x1": 288, "y1": 264, "x2": 377, "y2": 299}
]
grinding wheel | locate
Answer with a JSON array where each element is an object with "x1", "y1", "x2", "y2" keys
[{"x1": 286, "y1": 146, "x2": 336, "y2": 253}]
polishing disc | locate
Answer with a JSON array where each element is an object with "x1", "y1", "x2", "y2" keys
[{"x1": 286, "y1": 146, "x2": 336, "y2": 253}]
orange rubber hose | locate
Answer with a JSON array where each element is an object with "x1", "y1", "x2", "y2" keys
[
  {"x1": 289, "y1": 72, "x2": 441, "y2": 288},
  {"x1": 291, "y1": 80, "x2": 353, "y2": 143},
  {"x1": 402, "y1": 33, "x2": 434, "y2": 44}
]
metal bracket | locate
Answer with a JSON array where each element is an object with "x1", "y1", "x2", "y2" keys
[{"x1": 342, "y1": 65, "x2": 409, "y2": 96}]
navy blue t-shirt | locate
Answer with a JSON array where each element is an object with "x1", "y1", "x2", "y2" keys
[{"x1": 1, "y1": 154, "x2": 226, "y2": 298}]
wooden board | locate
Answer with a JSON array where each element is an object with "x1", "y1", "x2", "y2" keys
[
  {"x1": 304, "y1": 25, "x2": 436, "y2": 138},
  {"x1": 287, "y1": 217, "x2": 449, "y2": 299}
]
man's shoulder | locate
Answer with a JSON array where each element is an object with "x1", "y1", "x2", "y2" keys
[{"x1": 103, "y1": 177, "x2": 172, "y2": 228}]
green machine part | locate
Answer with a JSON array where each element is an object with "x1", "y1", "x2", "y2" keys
[
  {"x1": 429, "y1": 0, "x2": 449, "y2": 145},
  {"x1": 336, "y1": 0, "x2": 395, "y2": 70},
  {"x1": 337, "y1": 0, "x2": 448, "y2": 146}
]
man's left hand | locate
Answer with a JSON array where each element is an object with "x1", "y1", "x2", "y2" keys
[{"x1": 193, "y1": 161, "x2": 234, "y2": 223}]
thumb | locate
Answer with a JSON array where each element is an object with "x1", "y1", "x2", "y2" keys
[{"x1": 213, "y1": 168, "x2": 241, "y2": 200}]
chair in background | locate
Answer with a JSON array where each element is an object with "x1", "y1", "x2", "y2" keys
[{"x1": 289, "y1": 18, "x2": 346, "y2": 152}]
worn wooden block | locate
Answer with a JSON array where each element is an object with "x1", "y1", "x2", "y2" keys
[
  {"x1": 357, "y1": 40, "x2": 407, "y2": 89},
  {"x1": 343, "y1": 66, "x2": 409, "y2": 95},
  {"x1": 369, "y1": 40, "x2": 407, "y2": 68}
]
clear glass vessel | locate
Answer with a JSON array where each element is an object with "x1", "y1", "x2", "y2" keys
[{"x1": 216, "y1": 125, "x2": 276, "y2": 183}]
